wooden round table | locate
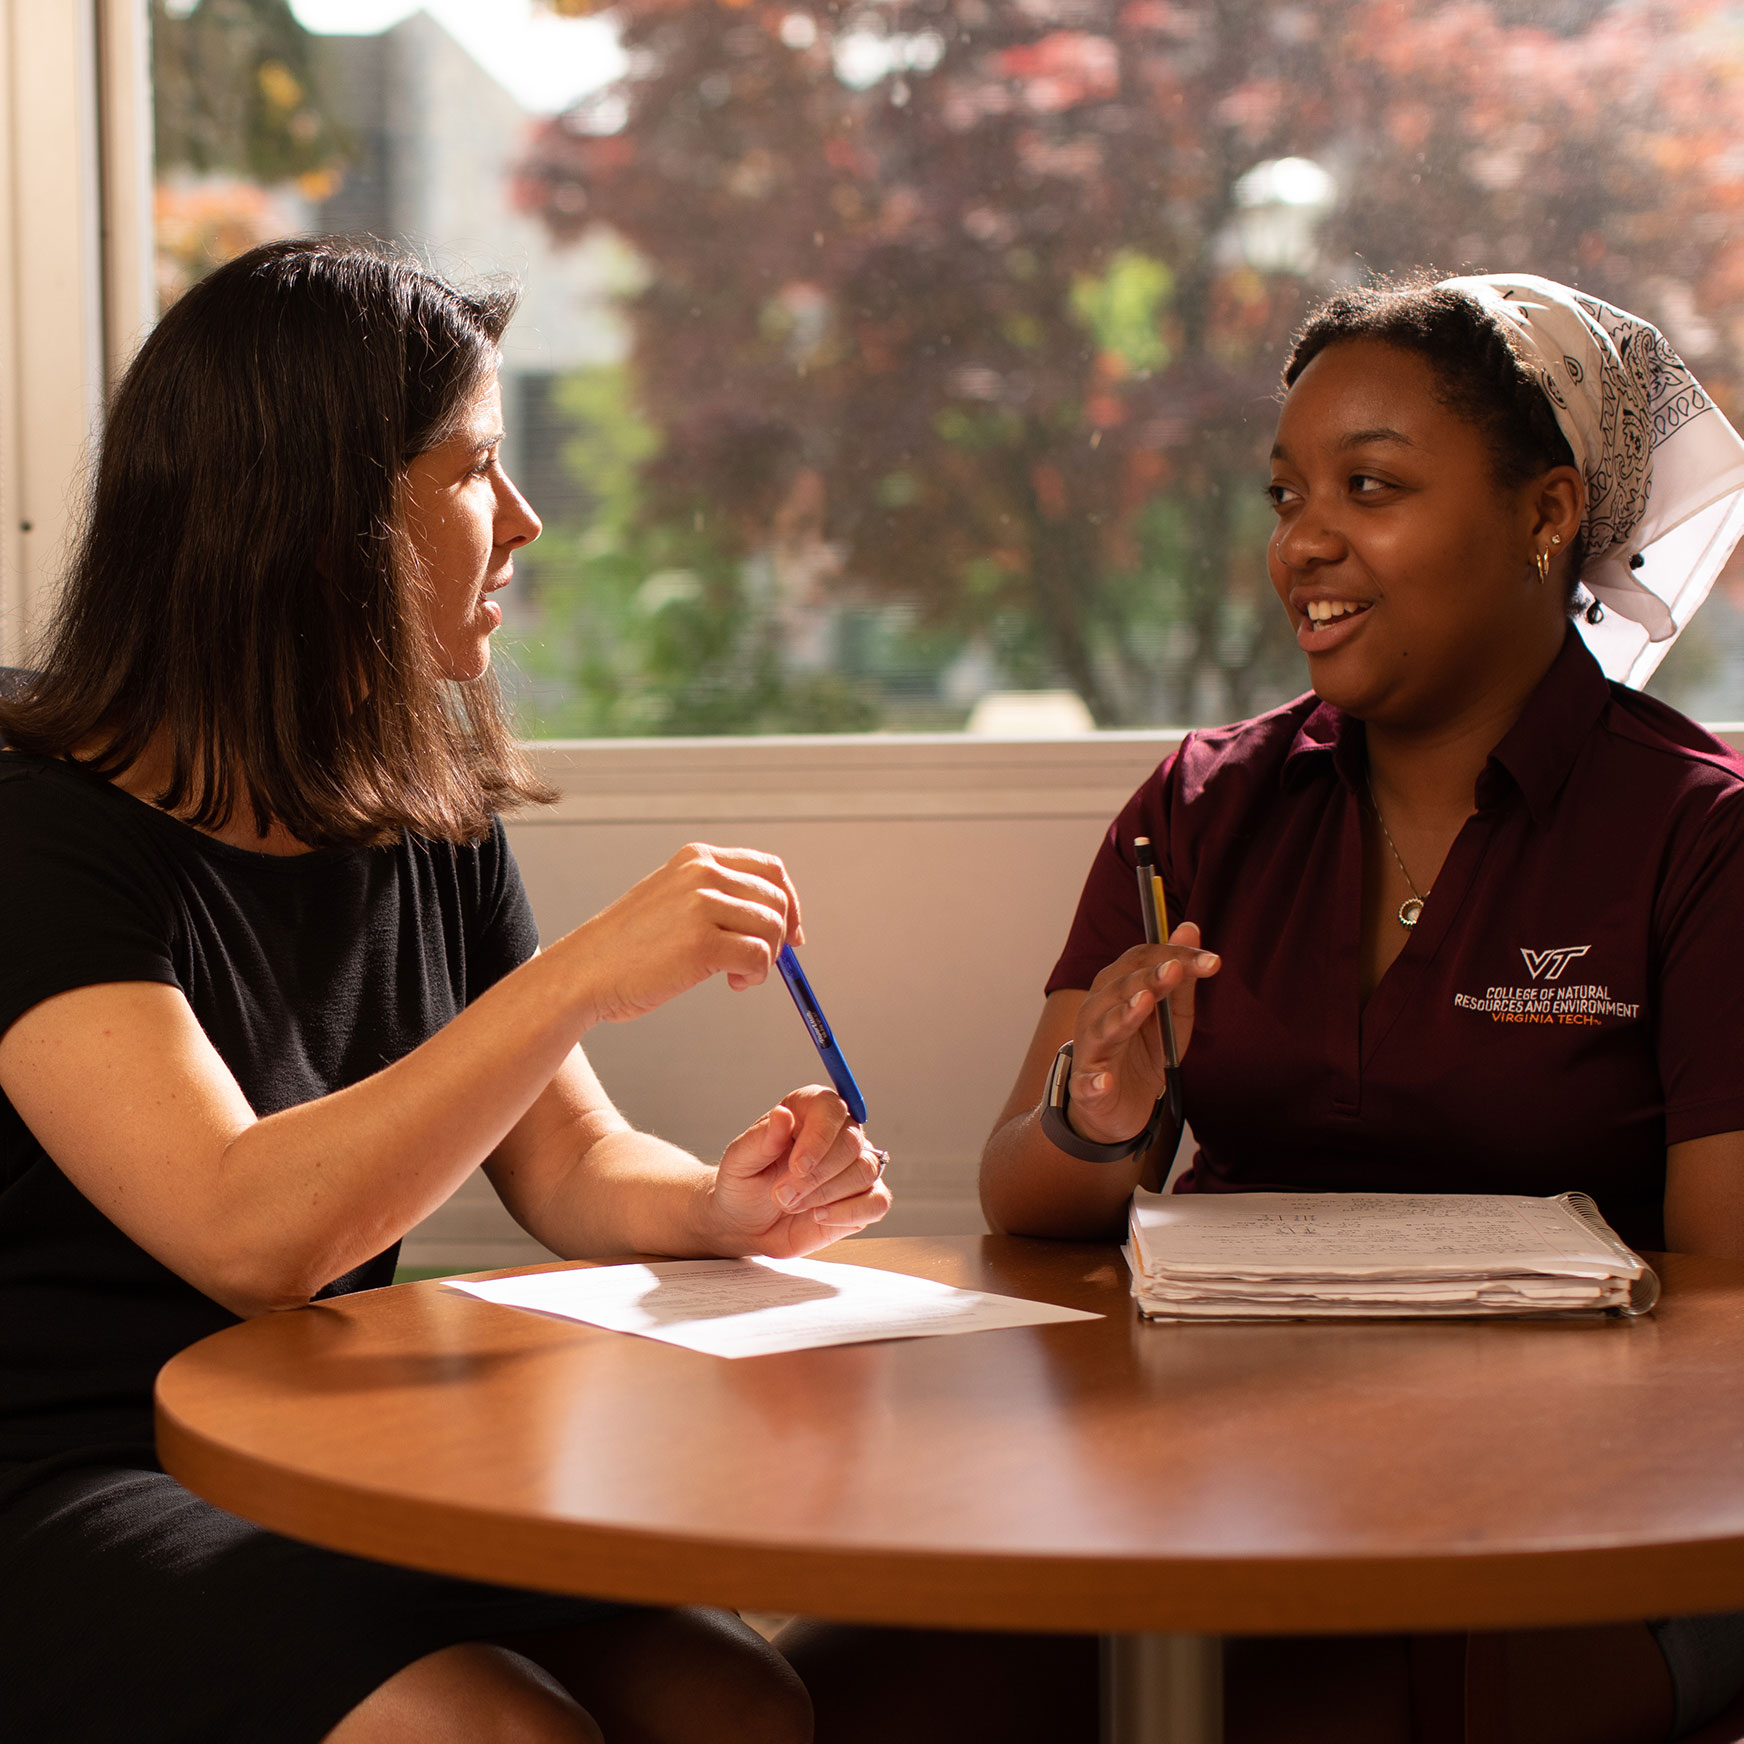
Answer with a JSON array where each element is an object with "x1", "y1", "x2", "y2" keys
[{"x1": 157, "y1": 1236, "x2": 1744, "y2": 1742}]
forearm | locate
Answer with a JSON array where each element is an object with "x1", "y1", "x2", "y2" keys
[
  {"x1": 214, "y1": 931, "x2": 604, "y2": 1305},
  {"x1": 980, "y1": 1107, "x2": 1147, "y2": 1240},
  {"x1": 494, "y1": 1126, "x2": 722, "y2": 1262},
  {"x1": 3, "y1": 839, "x2": 810, "y2": 1317},
  {"x1": 488, "y1": 1063, "x2": 892, "y2": 1268},
  {"x1": 1664, "y1": 1133, "x2": 1744, "y2": 1258}
]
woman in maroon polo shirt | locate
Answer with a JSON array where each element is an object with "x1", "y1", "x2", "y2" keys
[
  {"x1": 787, "y1": 278, "x2": 1744, "y2": 1741},
  {"x1": 984, "y1": 276, "x2": 1744, "y2": 1274}
]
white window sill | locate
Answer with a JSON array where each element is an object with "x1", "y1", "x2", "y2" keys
[
  {"x1": 517, "y1": 721, "x2": 1744, "y2": 825},
  {"x1": 519, "y1": 731, "x2": 1188, "y2": 825}
]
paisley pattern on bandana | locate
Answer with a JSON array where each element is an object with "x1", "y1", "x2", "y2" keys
[
  {"x1": 1435, "y1": 272, "x2": 1744, "y2": 687},
  {"x1": 1497, "y1": 285, "x2": 1715, "y2": 563},
  {"x1": 1572, "y1": 293, "x2": 1712, "y2": 558}
]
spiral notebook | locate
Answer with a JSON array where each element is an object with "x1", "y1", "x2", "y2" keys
[{"x1": 1125, "y1": 1189, "x2": 1659, "y2": 1321}]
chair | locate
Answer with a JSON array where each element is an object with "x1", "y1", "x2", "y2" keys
[{"x1": 0, "y1": 666, "x2": 34, "y2": 747}]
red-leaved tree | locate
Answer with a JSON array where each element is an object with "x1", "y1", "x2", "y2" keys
[{"x1": 518, "y1": 0, "x2": 1744, "y2": 724}]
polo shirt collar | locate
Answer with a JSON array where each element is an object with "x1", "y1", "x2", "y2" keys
[{"x1": 1281, "y1": 626, "x2": 1610, "y2": 823}]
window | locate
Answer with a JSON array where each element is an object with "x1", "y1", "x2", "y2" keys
[{"x1": 146, "y1": 0, "x2": 1744, "y2": 736}]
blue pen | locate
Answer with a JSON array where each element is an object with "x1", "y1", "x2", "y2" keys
[{"x1": 776, "y1": 944, "x2": 869, "y2": 1125}]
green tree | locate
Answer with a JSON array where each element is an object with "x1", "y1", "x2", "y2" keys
[{"x1": 508, "y1": 368, "x2": 884, "y2": 735}]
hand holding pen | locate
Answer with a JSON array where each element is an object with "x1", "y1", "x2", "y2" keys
[
  {"x1": 709, "y1": 1083, "x2": 891, "y2": 1257},
  {"x1": 699, "y1": 938, "x2": 891, "y2": 1256},
  {"x1": 579, "y1": 843, "x2": 889, "y2": 1252}
]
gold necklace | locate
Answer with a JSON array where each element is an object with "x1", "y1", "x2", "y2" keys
[{"x1": 1366, "y1": 774, "x2": 1429, "y2": 930}]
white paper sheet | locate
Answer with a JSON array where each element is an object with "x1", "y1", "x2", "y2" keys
[{"x1": 445, "y1": 1256, "x2": 1101, "y2": 1358}]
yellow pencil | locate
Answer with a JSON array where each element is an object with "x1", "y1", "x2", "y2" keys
[{"x1": 1132, "y1": 836, "x2": 1184, "y2": 1128}]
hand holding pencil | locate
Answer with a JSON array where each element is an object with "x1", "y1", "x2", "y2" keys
[
  {"x1": 1133, "y1": 837, "x2": 1186, "y2": 1131},
  {"x1": 1058, "y1": 849, "x2": 1220, "y2": 1153}
]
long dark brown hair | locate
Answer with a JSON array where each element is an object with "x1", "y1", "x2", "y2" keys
[{"x1": 0, "y1": 237, "x2": 554, "y2": 846}]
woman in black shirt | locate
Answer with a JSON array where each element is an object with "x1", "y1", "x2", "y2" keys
[{"x1": 0, "y1": 240, "x2": 888, "y2": 1744}]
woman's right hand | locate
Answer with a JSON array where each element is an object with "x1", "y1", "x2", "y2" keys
[
  {"x1": 1063, "y1": 922, "x2": 1221, "y2": 1146},
  {"x1": 563, "y1": 842, "x2": 805, "y2": 1027}
]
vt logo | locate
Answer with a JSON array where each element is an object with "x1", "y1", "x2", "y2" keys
[{"x1": 1521, "y1": 945, "x2": 1591, "y2": 981}]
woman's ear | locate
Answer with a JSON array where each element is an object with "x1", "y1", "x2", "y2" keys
[{"x1": 1532, "y1": 463, "x2": 1585, "y2": 552}]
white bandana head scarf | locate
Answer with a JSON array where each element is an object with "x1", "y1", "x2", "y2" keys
[{"x1": 1438, "y1": 272, "x2": 1744, "y2": 686}]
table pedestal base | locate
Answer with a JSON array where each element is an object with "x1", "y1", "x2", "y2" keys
[{"x1": 1100, "y1": 1633, "x2": 1223, "y2": 1744}]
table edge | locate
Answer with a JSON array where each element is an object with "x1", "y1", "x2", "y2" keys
[{"x1": 156, "y1": 1395, "x2": 1744, "y2": 1636}]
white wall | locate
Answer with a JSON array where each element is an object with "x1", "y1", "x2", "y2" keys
[{"x1": 400, "y1": 733, "x2": 1182, "y2": 1267}]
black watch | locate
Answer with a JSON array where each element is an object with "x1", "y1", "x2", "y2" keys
[{"x1": 1039, "y1": 1041, "x2": 1168, "y2": 1163}]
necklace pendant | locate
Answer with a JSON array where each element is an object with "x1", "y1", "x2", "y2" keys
[{"x1": 1398, "y1": 896, "x2": 1425, "y2": 929}]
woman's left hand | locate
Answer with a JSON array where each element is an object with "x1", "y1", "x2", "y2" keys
[{"x1": 701, "y1": 1086, "x2": 892, "y2": 1258}]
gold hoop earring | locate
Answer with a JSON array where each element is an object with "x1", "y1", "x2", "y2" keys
[{"x1": 1535, "y1": 547, "x2": 1551, "y2": 585}]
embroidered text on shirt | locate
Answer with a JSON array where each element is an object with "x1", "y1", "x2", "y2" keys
[{"x1": 1454, "y1": 982, "x2": 1642, "y2": 1025}]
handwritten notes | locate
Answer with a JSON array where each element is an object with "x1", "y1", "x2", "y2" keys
[
  {"x1": 1126, "y1": 1190, "x2": 1656, "y2": 1320},
  {"x1": 446, "y1": 1256, "x2": 1101, "y2": 1358}
]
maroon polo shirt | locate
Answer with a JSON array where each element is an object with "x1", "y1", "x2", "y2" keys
[{"x1": 1047, "y1": 627, "x2": 1744, "y2": 1251}]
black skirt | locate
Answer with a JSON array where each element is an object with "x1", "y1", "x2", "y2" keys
[{"x1": 0, "y1": 1452, "x2": 630, "y2": 1744}]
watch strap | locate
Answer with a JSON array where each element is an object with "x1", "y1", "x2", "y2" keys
[{"x1": 1039, "y1": 1040, "x2": 1168, "y2": 1164}]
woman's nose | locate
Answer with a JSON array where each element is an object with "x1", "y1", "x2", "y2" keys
[
  {"x1": 1273, "y1": 499, "x2": 1344, "y2": 570},
  {"x1": 496, "y1": 473, "x2": 542, "y2": 550}
]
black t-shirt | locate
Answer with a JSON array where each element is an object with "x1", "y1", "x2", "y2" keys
[{"x1": 0, "y1": 751, "x2": 540, "y2": 1463}]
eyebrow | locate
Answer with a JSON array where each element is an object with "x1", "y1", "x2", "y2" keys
[
  {"x1": 1270, "y1": 428, "x2": 1419, "y2": 463},
  {"x1": 1337, "y1": 427, "x2": 1417, "y2": 451}
]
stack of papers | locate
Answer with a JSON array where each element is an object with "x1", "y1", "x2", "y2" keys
[{"x1": 1125, "y1": 1189, "x2": 1658, "y2": 1321}]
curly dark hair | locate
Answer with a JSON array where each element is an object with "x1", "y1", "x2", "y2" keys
[{"x1": 1282, "y1": 274, "x2": 1597, "y2": 621}]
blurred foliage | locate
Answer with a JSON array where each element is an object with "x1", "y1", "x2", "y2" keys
[
  {"x1": 512, "y1": 0, "x2": 1744, "y2": 727},
  {"x1": 151, "y1": 0, "x2": 347, "y2": 190},
  {"x1": 150, "y1": 0, "x2": 350, "y2": 304},
  {"x1": 504, "y1": 369, "x2": 887, "y2": 735},
  {"x1": 146, "y1": 0, "x2": 1744, "y2": 731}
]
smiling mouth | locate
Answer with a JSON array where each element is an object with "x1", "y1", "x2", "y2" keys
[{"x1": 1303, "y1": 598, "x2": 1372, "y2": 629}]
